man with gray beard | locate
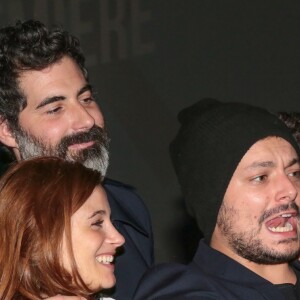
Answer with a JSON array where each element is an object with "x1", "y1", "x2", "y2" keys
[
  {"x1": 133, "y1": 99, "x2": 300, "y2": 300},
  {"x1": 0, "y1": 20, "x2": 153, "y2": 300}
]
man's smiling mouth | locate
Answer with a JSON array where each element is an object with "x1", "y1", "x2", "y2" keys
[{"x1": 68, "y1": 141, "x2": 95, "y2": 150}]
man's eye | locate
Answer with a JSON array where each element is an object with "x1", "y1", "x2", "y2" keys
[
  {"x1": 252, "y1": 175, "x2": 267, "y2": 183},
  {"x1": 288, "y1": 171, "x2": 300, "y2": 179},
  {"x1": 46, "y1": 107, "x2": 62, "y2": 114},
  {"x1": 81, "y1": 97, "x2": 95, "y2": 104}
]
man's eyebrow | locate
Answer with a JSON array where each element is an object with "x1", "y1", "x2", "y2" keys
[
  {"x1": 247, "y1": 161, "x2": 275, "y2": 169},
  {"x1": 36, "y1": 95, "x2": 65, "y2": 110},
  {"x1": 286, "y1": 158, "x2": 300, "y2": 168},
  {"x1": 88, "y1": 210, "x2": 106, "y2": 219},
  {"x1": 246, "y1": 158, "x2": 300, "y2": 169},
  {"x1": 35, "y1": 84, "x2": 93, "y2": 110},
  {"x1": 78, "y1": 84, "x2": 93, "y2": 97}
]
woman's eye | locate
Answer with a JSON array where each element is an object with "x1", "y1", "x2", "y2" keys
[{"x1": 92, "y1": 220, "x2": 104, "y2": 228}]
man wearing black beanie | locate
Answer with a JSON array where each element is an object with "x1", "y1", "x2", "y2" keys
[{"x1": 134, "y1": 99, "x2": 300, "y2": 300}]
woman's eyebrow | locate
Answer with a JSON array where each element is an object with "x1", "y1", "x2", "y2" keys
[{"x1": 88, "y1": 210, "x2": 106, "y2": 219}]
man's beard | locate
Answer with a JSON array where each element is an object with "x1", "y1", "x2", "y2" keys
[
  {"x1": 217, "y1": 202, "x2": 300, "y2": 264},
  {"x1": 13, "y1": 125, "x2": 110, "y2": 177}
]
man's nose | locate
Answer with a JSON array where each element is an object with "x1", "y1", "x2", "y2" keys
[
  {"x1": 69, "y1": 102, "x2": 95, "y2": 132},
  {"x1": 276, "y1": 174, "x2": 298, "y2": 203}
]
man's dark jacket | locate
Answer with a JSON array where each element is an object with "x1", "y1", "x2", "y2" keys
[
  {"x1": 133, "y1": 239, "x2": 299, "y2": 300},
  {"x1": 104, "y1": 178, "x2": 154, "y2": 300}
]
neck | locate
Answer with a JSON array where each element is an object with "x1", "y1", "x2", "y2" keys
[
  {"x1": 12, "y1": 148, "x2": 21, "y2": 161},
  {"x1": 245, "y1": 262, "x2": 296, "y2": 284}
]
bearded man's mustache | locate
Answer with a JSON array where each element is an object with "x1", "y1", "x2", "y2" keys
[{"x1": 57, "y1": 126, "x2": 110, "y2": 155}]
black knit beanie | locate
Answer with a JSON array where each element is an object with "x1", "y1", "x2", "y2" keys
[{"x1": 170, "y1": 98, "x2": 300, "y2": 242}]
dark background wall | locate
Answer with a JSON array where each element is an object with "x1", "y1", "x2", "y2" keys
[{"x1": 2, "y1": 0, "x2": 300, "y2": 263}]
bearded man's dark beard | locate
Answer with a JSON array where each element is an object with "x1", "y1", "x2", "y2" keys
[
  {"x1": 217, "y1": 202, "x2": 300, "y2": 264},
  {"x1": 13, "y1": 125, "x2": 110, "y2": 176}
]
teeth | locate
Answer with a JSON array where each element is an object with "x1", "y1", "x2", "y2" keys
[
  {"x1": 281, "y1": 214, "x2": 292, "y2": 218},
  {"x1": 96, "y1": 255, "x2": 114, "y2": 264},
  {"x1": 269, "y1": 222, "x2": 293, "y2": 232}
]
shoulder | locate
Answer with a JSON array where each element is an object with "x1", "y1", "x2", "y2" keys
[
  {"x1": 103, "y1": 177, "x2": 148, "y2": 212},
  {"x1": 102, "y1": 177, "x2": 152, "y2": 238},
  {"x1": 103, "y1": 177, "x2": 136, "y2": 190},
  {"x1": 133, "y1": 262, "x2": 217, "y2": 300},
  {"x1": 103, "y1": 177, "x2": 141, "y2": 199},
  {"x1": 133, "y1": 263, "x2": 186, "y2": 299}
]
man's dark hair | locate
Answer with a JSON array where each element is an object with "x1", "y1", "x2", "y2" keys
[
  {"x1": 278, "y1": 111, "x2": 300, "y2": 145},
  {"x1": 0, "y1": 19, "x2": 87, "y2": 132}
]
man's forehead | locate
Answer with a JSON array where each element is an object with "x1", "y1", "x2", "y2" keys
[
  {"x1": 17, "y1": 62, "x2": 89, "y2": 110},
  {"x1": 250, "y1": 136, "x2": 295, "y2": 150},
  {"x1": 238, "y1": 136, "x2": 299, "y2": 168}
]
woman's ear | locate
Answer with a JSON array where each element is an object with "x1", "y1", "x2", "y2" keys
[{"x1": 0, "y1": 120, "x2": 18, "y2": 148}]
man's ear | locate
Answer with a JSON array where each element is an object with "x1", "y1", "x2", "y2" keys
[{"x1": 0, "y1": 120, "x2": 18, "y2": 148}]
